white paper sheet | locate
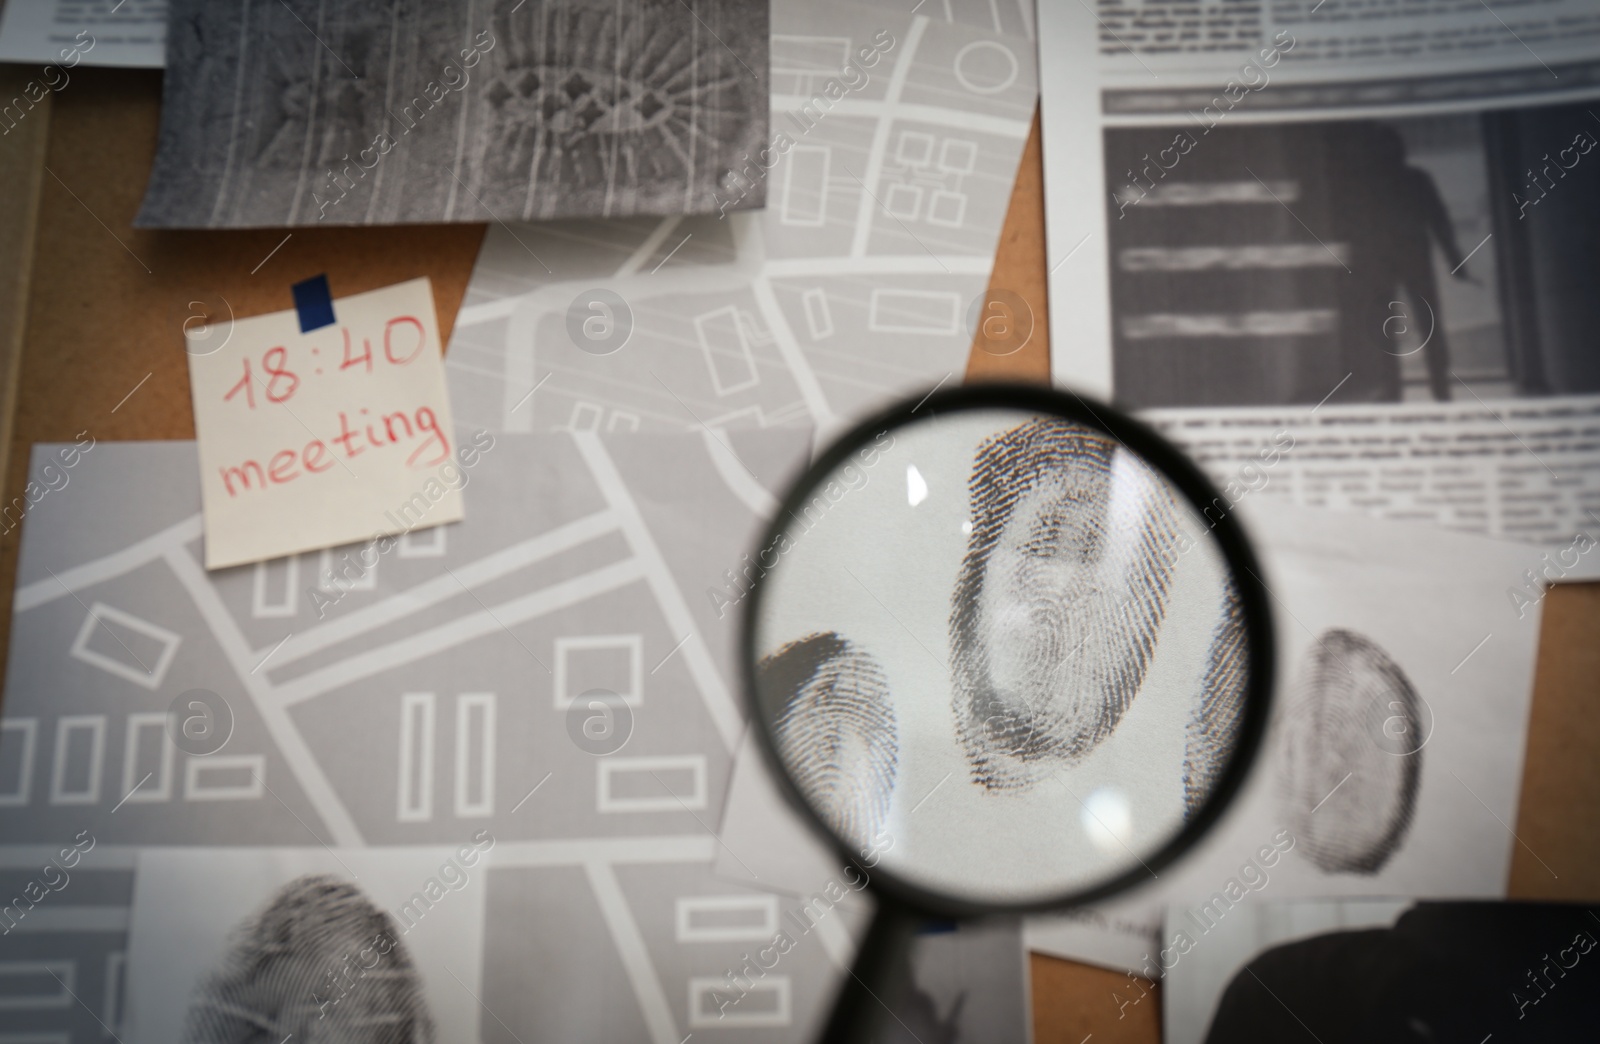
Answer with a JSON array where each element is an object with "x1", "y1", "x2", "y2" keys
[
  {"x1": 1031, "y1": 6, "x2": 1595, "y2": 972},
  {"x1": 1037, "y1": 2, "x2": 1600, "y2": 558},
  {"x1": 0, "y1": 0, "x2": 164, "y2": 68},
  {"x1": 186, "y1": 278, "x2": 463, "y2": 569},
  {"x1": 1024, "y1": 500, "x2": 1546, "y2": 973}
]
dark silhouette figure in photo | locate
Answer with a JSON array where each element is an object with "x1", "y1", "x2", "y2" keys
[
  {"x1": 1204, "y1": 902, "x2": 1600, "y2": 1044},
  {"x1": 1329, "y1": 122, "x2": 1472, "y2": 403}
]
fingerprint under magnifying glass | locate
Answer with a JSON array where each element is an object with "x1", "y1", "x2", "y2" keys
[
  {"x1": 950, "y1": 418, "x2": 1185, "y2": 791},
  {"x1": 761, "y1": 632, "x2": 899, "y2": 852}
]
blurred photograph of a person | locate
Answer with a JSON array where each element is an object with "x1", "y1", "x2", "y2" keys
[{"x1": 1329, "y1": 121, "x2": 1474, "y2": 403}]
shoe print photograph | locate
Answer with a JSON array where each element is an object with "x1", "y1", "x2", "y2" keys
[
  {"x1": 747, "y1": 389, "x2": 1267, "y2": 910},
  {"x1": 135, "y1": 0, "x2": 769, "y2": 228}
]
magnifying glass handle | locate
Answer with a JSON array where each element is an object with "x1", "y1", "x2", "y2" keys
[{"x1": 817, "y1": 898, "x2": 923, "y2": 1043}]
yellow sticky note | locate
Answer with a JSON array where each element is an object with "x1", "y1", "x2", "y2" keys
[{"x1": 187, "y1": 277, "x2": 464, "y2": 569}]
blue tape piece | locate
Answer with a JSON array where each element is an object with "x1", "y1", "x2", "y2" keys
[
  {"x1": 292, "y1": 274, "x2": 336, "y2": 333},
  {"x1": 916, "y1": 919, "x2": 959, "y2": 936}
]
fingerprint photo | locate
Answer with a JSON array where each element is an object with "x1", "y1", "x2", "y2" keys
[
  {"x1": 759, "y1": 632, "x2": 899, "y2": 850},
  {"x1": 949, "y1": 418, "x2": 1185, "y2": 791},
  {"x1": 182, "y1": 874, "x2": 436, "y2": 1043},
  {"x1": 1279, "y1": 629, "x2": 1422, "y2": 874},
  {"x1": 1183, "y1": 579, "x2": 1249, "y2": 816}
]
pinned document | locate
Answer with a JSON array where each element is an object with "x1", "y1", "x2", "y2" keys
[{"x1": 186, "y1": 277, "x2": 463, "y2": 569}]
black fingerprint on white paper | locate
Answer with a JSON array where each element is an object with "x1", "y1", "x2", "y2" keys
[
  {"x1": 1183, "y1": 579, "x2": 1248, "y2": 815},
  {"x1": 950, "y1": 419, "x2": 1185, "y2": 791},
  {"x1": 760, "y1": 633, "x2": 898, "y2": 849},
  {"x1": 182, "y1": 874, "x2": 434, "y2": 1043},
  {"x1": 1280, "y1": 629, "x2": 1421, "y2": 874}
]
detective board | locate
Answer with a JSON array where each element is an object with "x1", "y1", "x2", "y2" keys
[{"x1": 1, "y1": 70, "x2": 1594, "y2": 1044}]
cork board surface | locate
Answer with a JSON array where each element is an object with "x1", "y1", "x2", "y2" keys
[
  {"x1": 0, "y1": 66, "x2": 483, "y2": 674},
  {"x1": 2, "y1": 72, "x2": 1595, "y2": 1044}
]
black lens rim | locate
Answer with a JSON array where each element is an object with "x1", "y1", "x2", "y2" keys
[{"x1": 739, "y1": 381, "x2": 1276, "y2": 919}]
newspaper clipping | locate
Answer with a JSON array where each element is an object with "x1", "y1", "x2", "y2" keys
[{"x1": 1040, "y1": 0, "x2": 1600, "y2": 563}]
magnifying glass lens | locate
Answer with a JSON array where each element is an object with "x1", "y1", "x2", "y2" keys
[{"x1": 749, "y1": 395, "x2": 1266, "y2": 910}]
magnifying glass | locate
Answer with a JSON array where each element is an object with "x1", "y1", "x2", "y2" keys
[{"x1": 741, "y1": 383, "x2": 1274, "y2": 1040}]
